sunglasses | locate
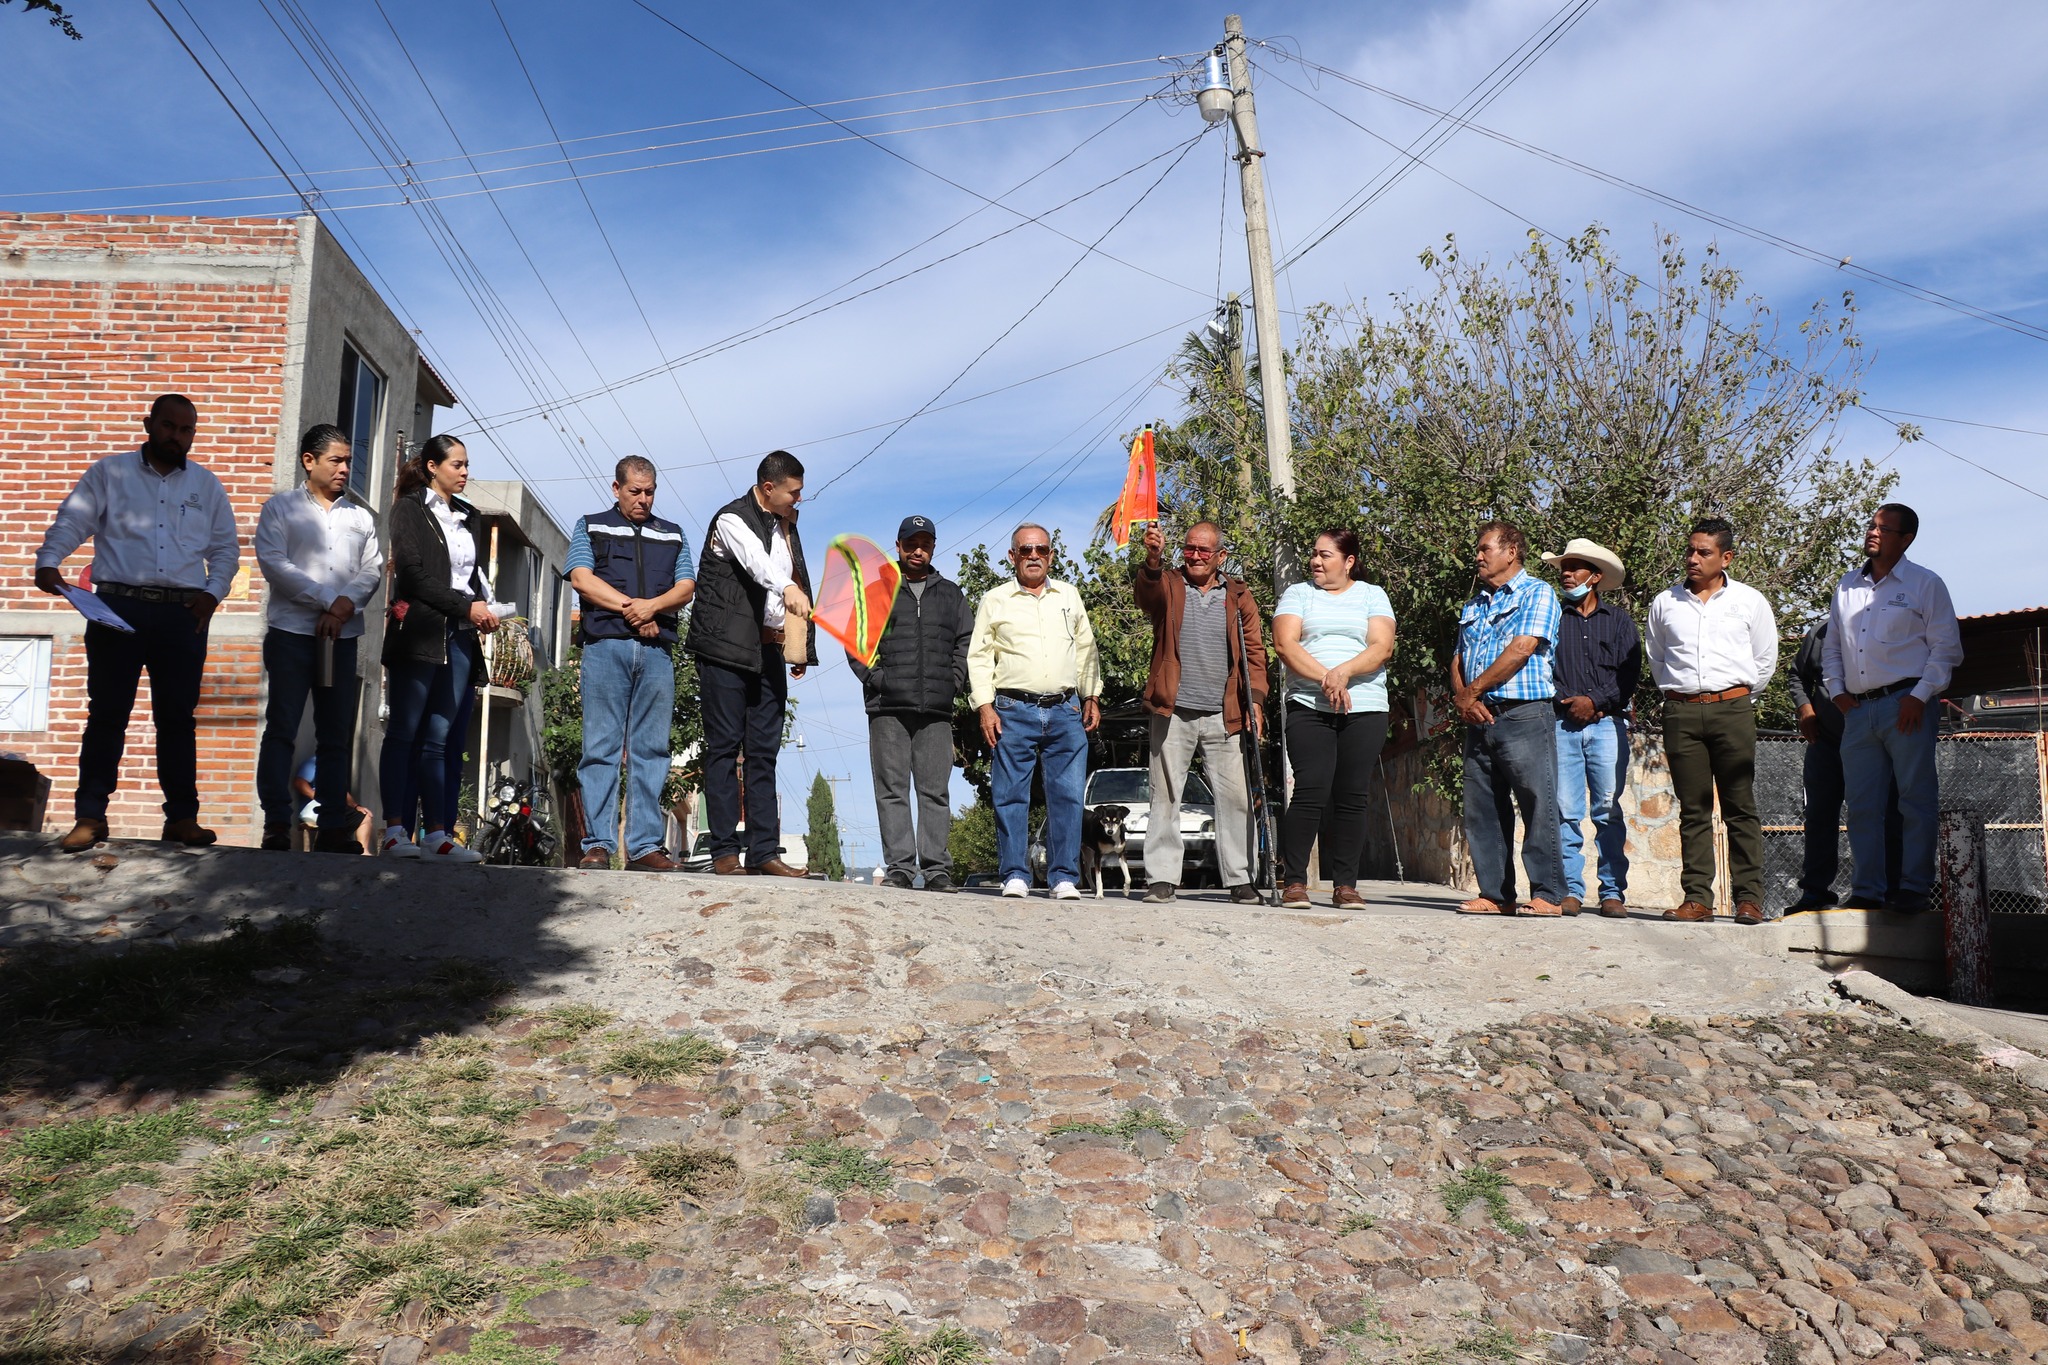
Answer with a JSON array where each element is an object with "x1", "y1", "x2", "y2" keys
[
  {"x1": 1180, "y1": 545, "x2": 1218, "y2": 558},
  {"x1": 1013, "y1": 544, "x2": 1052, "y2": 558}
]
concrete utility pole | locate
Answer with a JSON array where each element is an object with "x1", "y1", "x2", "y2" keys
[{"x1": 1223, "y1": 14, "x2": 1294, "y2": 500}]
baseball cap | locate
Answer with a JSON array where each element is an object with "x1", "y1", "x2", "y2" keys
[{"x1": 897, "y1": 515, "x2": 936, "y2": 542}]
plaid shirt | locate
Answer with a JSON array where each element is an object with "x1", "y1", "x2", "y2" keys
[{"x1": 1459, "y1": 569, "x2": 1561, "y2": 702}]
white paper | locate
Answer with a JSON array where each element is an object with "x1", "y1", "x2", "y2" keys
[{"x1": 61, "y1": 584, "x2": 137, "y2": 633}]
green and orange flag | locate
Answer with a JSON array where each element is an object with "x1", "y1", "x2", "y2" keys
[
  {"x1": 814, "y1": 533, "x2": 902, "y2": 667},
  {"x1": 1110, "y1": 423, "x2": 1158, "y2": 547}
]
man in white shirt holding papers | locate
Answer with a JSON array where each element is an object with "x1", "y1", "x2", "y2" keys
[
  {"x1": 253, "y1": 424, "x2": 384, "y2": 855},
  {"x1": 33, "y1": 394, "x2": 239, "y2": 852},
  {"x1": 1822, "y1": 504, "x2": 1963, "y2": 913}
]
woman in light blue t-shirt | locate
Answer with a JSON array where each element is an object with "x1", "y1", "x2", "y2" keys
[{"x1": 1271, "y1": 528, "x2": 1396, "y2": 909}]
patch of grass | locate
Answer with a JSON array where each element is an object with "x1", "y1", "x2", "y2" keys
[
  {"x1": 0, "y1": 1300, "x2": 107, "y2": 1362},
  {"x1": 1456, "y1": 1324, "x2": 1521, "y2": 1361},
  {"x1": 601, "y1": 1033, "x2": 726, "y2": 1083},
  {"x1": 864, "y1": 1325, "x2": 987, "y2": 1365},
  {"x1": 614, "y1": 1239, "x2": 655, "y2": 1259},
  {"x1": 1328, "y1": 1304, "x2": 1401, "y2": 1357},
  {"x1": 637, "y1": 1145, "x2": 740, "y2": 1200},
  {"x1": 1439, "y1": 1161, "x2": 1525, "y2": 1236},
  {"x1": 440, "y1": 1173, "x2": 501, "y2": 1208},
  {"x1": 5, "y1": 1105, "x2": 207, "y2": 1247},
  {"x1": 1047, "y1": 1106, "x2": 1186, "y2": 1147},
  {"x1": 520, "y1": 1189, "x2": 662, "y2": 1235},
  {"x1": 787, "y1": 1138, "x2": 893, "y2": 1194},
  {"x1": 244, "y1": 1338, "x2": 354, "y2": 1365},
  {"x1": 618, "y1": 1309, "x2": 652, "y2": 1327},
  {"x1": 1335, "y1": 1210, "x2": 1378, "y2": 1235},
  {"x1": 717, "y1": 1100, "x2": 745, "y2": 1119},
  {"x1": 746, "y1": 1173, "x2": 808, "y2": 1232},
  {"x1": 421, "y1": 1033, "x2": 494, "y2": 1060},
  {"x1": 0, "y1": 914, "x2": 322, "y2": 1032},
  {"x1": 502, "y1": 1267, "x2": 589, "y2": 1323},
  {"x1": 379, "y1": 1260, "x2": 502, "y2": 1318},
  {"x1": 524, "y1": 1004, "x2": 614, "y2": 1046},
  {"x1": 432, "y1": 1326, "x2": 558, "y2": 1365}
]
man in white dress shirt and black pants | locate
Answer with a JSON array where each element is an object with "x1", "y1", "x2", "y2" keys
[
  {"x1": 253, "y1": 424, "x2": 384, "y2": 854},
  {"x1": 33, "y1": 394, "x2": 240, "y2": 852},
  {"x1": 1822, "y1": 503, "x2": 1962, "y2": 912},
  {"x1": 1645, "y1": 517, "x2": 1779, "y2": 924}
]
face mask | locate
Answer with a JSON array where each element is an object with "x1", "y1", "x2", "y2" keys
[{"x1": 1562, "y1": 582, "x2": 1593, "y2": 602}]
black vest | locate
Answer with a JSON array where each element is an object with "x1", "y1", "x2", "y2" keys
[
  {"x1": 576, "y1": 508, "x2": 688, "y2": 646},
  {"x1": 686, "y1": 492, "x2": 816, "y2": 673}
]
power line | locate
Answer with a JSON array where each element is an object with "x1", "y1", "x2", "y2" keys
[
  {"x1": 1271, "y1": 0, "x2": 1601, "y2": 275},
  {"x1": 1859, "y1": 406, "x2": 2048, "y2": 503},
  {"x1": 2, "y1": 56, "x2": 1202, "y2": 201},
  {"x1": 453, "y1": 123, "x2": 1208, "y2": 436},
  {"x1": 809, "y1": 126, "x2": 1215, "y2": 498},
  {"x1": 483, "y1": 0, "x2": 734, "y2": 502},
  {"x1": 627, "y1": 0, "x2": 1210, "y2": 302},
  {"x1": 1266, "y1": 45, "x2": 2048, "y2": 346}
]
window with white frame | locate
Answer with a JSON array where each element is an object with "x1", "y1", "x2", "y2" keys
[{"x1": 0, "y1": 637, "x2": 53, "y2": 732}]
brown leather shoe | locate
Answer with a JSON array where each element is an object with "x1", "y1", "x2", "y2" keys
[
  {"x1": 1332, "y1": 885, "x2": 1366, "y2": 909},
  {"x1": 748, "y1": 858, "x2": 807, "y2": 878},
  {"x1": 1598, "y1": 898, "x2": 1628, "y2": 918},
  {"x1": 59, "y1": 818, "x2": 108, "y2": 854},
  {"x1": 1280, "y1": 883, "x2": 1311, "y2": 908},
  {"x1": 1560, "y1": 896, "x2": 1582, "y2": 917},
  {"x1": 627, "y1": 849, "x2": 680, "y2": 873},
  {"x1": 579, "y1": 848, "x2": 612, "y2": 870},
  {"x1": 1521, "y1": 898, "x2": 1564, "y2": 917},
  {"x1": 712, "y1": 854, "x2": 745, "y2": 875},
  {"x1": 1733, "y1": 900, "x2": 1765, "y2": 925},
  {"x1": 1663, "y1": 900, "x2": 1713, "y2": 922},
  {"x1": 160, "y1": 819, "x2": 216, "y2": 848}
]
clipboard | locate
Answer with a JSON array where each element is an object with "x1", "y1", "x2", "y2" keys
[{"x1": 60, "y1": 584, "x2": 137, "y2": 633}]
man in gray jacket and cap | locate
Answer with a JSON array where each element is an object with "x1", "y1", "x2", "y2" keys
[{"x1": 851, "y1": 515, "x2": 972, "y2": 890}]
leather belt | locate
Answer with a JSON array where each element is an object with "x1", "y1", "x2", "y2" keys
[
  {"x1": 98, "y1": 582, "x2": 202, "y2": 605},
  {"x1": 998, "y1": 687, "x2": 1075, "y2": 706},
  {"x1": 1488, "y1": 697, "x2": 1544, "y2": 711},
  {"x1": 760, "y1": 627, "x2": 785, "y2": 645},
  {"x1": 1664, "y1": 685, "x2": 1751, "y2": 704},
  {"x1": 1850, "y1": 677, "x2": 1919, "y2": 702}
]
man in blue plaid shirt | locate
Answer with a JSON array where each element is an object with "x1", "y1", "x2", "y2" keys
[{"x1": 1452, "y1": 520, "x2": 1569, "y2": 916}]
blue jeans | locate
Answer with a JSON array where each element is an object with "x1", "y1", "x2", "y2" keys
[
  {"x1": 578, "y1": 637, "x2": 675, "y2": 859},
  {"x1": 379, "y1": 627, "x2": 480, "y2": 834},
  {"x1": 1463, "y1": 699, "x2": 1566, "y2": 905},
  {"x1": 991, "y1": 693, "x2": 1088, "y2": 887},
  {"x1": 258, "y1": 629, "x2": 360, "y2": 830},
  {"x1": 1556, "y1": 714, "x2": 1629, "y2": 903},
  {"x1": 1840, "y1": 691, "x2": 1937, "y2": 903},
  {"x1": 1800, "y1": 722, "x2": 1901, "y2": 903}
]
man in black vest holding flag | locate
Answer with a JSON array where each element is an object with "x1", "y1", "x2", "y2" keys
[
  {"x1": 687, "y1": 451, "x2": 817, "y2": 877},
  {"x1": 567, "y1": 456, "x2": 696, "y2": 871}
]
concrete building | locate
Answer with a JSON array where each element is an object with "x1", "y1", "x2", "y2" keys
[{"x1": 0, "y1": 212, "x2": 559, "y2": 845}]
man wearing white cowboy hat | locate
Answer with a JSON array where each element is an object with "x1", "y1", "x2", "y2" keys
[{"x1": 1539, "y1": 538, "x2": 1641, "y2": 918}]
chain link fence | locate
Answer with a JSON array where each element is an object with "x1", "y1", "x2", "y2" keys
[{"x1": 1755, "y1": 730, "x2": 2047, "y2": 916}]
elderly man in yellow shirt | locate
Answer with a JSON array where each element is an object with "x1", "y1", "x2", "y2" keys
[{"x1": 969, "y1": 523, "x2": 1103, "y2": 900}]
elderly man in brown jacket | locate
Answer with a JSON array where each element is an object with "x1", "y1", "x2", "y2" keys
[{"x1": 1135, "y1": 522, "x2": 1268, "y2": 903}]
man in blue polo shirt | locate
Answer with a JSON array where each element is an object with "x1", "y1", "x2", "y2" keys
[
  {"x1": 1452, "y1": 520, "x2": 1568, "y2": 917},
  {"x1": 566, "y1": 456, "x2": 695, "y2": 872}
]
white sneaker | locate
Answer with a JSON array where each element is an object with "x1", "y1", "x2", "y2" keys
[
  {"x1": 424, "y1": 835, "x2": 483, "y2": 864},
  {"x1": 1001, "y1": 878, "x2": 1029, "y2": 899},
  {"x1": 381, "y1": 832, "x2": 422, "y2": 859},
  {"x1": 1052, "y1": 881, "x2": 1080, "y2": 901}
]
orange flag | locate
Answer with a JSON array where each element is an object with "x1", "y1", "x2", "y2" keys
[{"x1": 1111, "y1": 424, "x2": 1158, "y2": 547}]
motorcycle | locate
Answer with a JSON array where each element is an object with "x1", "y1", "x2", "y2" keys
[{"x1": 474, "y1": 778, "x2": 559, "y2": 867}]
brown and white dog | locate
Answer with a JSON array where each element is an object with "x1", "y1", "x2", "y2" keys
[{"x1": 1079, "y1": 804, "x2": 1132, "y2": 899}]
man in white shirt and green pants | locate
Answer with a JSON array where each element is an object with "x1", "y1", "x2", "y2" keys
[{"x1": 968, "y1": 524, "x2": 1102, "y2": 900}]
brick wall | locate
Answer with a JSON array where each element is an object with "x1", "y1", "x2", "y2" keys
[{"x1": 0, "y1": 215, "x2": 298, "y2": 842}]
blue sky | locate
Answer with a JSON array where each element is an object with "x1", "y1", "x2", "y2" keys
[{"x1": 8, "y1": 1, "x2": 2047, "y2": 867}]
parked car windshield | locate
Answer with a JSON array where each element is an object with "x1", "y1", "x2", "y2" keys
[{"x1": 1086, "y1": 769, "x2": 1215, "y2": 806}]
